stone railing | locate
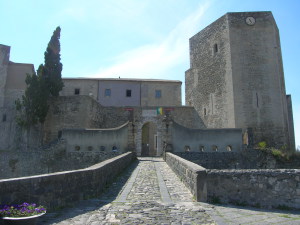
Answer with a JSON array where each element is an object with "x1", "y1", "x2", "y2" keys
[
  {"x1": 165, "y1": 153, "x2": 300, "y2": 209},
  {"x1": 165, "y1": 152, "x2": 207, "y2": 201},
  {"x1": 207, "y1": 169, "x2": 300, "y2": 209},
  {"x1": 0, "y1": 152, "x2": 135, "y2": 211}
]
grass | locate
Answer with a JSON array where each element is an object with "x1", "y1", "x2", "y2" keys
[
  {"x1": 275, "y1": 205, "x2": 293, "y2": 211},
  {"x1": 210, "y1": 195, "x2": 221, "y2": 204}
]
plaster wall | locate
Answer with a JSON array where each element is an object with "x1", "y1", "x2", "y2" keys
[
  {"x1": 98, "y1": 80, "x2": 140, "y2": 106},
  {"x1": 171, "y1": 121, "x2": 242, "y2": 152},
  {"x1": 60, "y1": 79, "x2": 98, "y2": 100},
  {"x1": 140, "y1": 81, "x2": 181, "y2": 106},
  {"x1": 63, "y1": 123, "x2": 129, "y2": 153}
]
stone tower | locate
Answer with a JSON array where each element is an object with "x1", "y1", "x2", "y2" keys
[
  {"x1": 0, "y1": 44, "x2": 10, "y2": 108},
  {"x1": 185, "y1": 12, "x2": 295, "y2": 149}
]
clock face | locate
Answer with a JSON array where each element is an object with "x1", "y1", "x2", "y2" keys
[{"x1": 246, "y1": 17, "x2": 256, "y2": 25}]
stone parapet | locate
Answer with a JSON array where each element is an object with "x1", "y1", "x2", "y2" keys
[
  {"x1": 207, "y1": 169, "x2": 300, "y2": 209},
  {"x1": 0, "y1": 152, "x2": 135, "y2": 210},
  {"x1": 165, "y1": 152, "x2": 207, "y2": 202}
]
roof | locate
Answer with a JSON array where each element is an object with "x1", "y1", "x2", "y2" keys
[{"x1": 62, "y1": 77, "x2": 182, "y2": 83}]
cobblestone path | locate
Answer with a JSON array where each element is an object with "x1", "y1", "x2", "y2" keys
[{"x1": 42, "y1": 158, "x2": 300, "y2": 225}]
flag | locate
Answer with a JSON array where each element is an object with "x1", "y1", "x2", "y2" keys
[{"x1": 157, "y1": 107, "x2": 163, "y2": 115}]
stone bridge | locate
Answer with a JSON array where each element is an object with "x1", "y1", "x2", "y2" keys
[
  {"x1": 39, "y1": 156, "x2": 300, "y2": 225},
  {"x1": 0, "y1": 153, "x2": 300, "y2": 225}
]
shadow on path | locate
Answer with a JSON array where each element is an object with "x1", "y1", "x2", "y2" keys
[{"x1": 41, "y1": 159, "x2": 139, "y2": 225}]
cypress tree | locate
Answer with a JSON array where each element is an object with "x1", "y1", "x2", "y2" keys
[
  {"x1": 43, "y1": 26, "x2": 64, "y2": 97},
  {"x1": 15, "y1": 27, "x2": 63, "y2": 127}
]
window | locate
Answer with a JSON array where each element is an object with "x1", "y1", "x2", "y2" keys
[
  {"x1": 74, "y1": 88, "x2": 80, "y2": 95},
  {"x1": 184, "y1": 145, "x2": 190, "y2": 152},
  {"x1": 2, "y1": 114, "x2": 6, "y2": 122},
  {"x1": 199, "y1": 145, "x2": 205, "y2": 152},
  {"x1": 204, "y1": 108, "x2": 207, "y2": 116},
  {"x1": 214, "y1": 43, "x2": 218, "y2": 53},
  {"x1": 155, "y1": 90, "x2": 162, "y2": 98},
  {"x1": 227, "y1": 145, "x2": 232, "y2": 152},
  {"x1": 105, "y1": 89, "x2": 111, "y2": 97},
  {"x1": 212, "y1": 145, "x2": 218, "y2": 151},
  {"x1": 126, "y1": 89, "x2": 132, "y2": 97}
]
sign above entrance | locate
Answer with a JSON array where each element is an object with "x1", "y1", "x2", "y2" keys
[{"x1": 142, "y1": 110, "x2": 157, "y2": 117}]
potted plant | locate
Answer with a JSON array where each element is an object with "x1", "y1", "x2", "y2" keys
[{"x1": 0, "y1": 202, "x2": 46, "y2": 225}]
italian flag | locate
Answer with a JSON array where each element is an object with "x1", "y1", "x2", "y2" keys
[{"x1": 157, "y1": 107, "x2": 163, "y2": 115}]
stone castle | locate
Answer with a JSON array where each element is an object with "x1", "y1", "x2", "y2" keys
[{"x1": 0, "y1": 11, "x2": 295, "y2": 157}]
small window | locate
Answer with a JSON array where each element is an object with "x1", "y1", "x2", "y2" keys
[
  {"x1": 2, "y1": 114, "x2": 6, "y2": 122},
  {"x1": 212, "y1": 145, "x2": 218, "y2": 151},
  {"x1": 126, "y1": 89, "x2": 132, "y2": 97},
  {"x1": 214, "y1": 43, "x2": 218, "y2": 53},
  {"x1": 184, "y1": 145, "x2": 190, "y2": 152},
  {"x1": 74, "y1": 88, "x2": 80, "y2": 95},
  {"x1": 155, "y1": 90, "x2": 161, "y2": 98},
  {"x1": 100, "y1": 146, "x2": 105, "y2": 151},
  {"x1": 105, "y1": 89, "x2": 111, "y2": 97},
  {"x1": 204, "y1": 108, "x2": 207, "y2": 116},
  {"x1": 199, "y1": 145, "x2": 205, "y2": 152},
  {"x1": 227, "y1": 145, "x2": 232, "y2": 152},
  {"x1": 58, "y1": 130, "x2": 62, "y2": 139}
]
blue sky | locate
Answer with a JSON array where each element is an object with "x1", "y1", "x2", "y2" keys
[{"x1": 1, "y1": 0, "x2": 299, "y2": 148}]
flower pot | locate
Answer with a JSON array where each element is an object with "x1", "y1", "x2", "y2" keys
[{"x1": 1, "y1": 213, "x2": 45, "y2": 225}]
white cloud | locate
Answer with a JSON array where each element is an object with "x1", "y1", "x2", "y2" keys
[{"x1": 88, "y1": 2, "x2": 210, "y2": 79}]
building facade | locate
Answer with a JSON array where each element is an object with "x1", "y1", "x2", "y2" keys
[
  {"x1": 186, "y1": 12, "x2": 295, "y2": 149},
  {"x1": 60, "y1": 78, "x2": 182, "y2": 107}
]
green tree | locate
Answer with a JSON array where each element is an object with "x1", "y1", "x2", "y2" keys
[
  {"x1": 43, "y1": 26, "x2": 64, "y2": 97},
  {"x1": 15, "y1": 69, "x2": 49, "y2": 127},
  {"x1": 15, "y1": 27, "x2": 63, "y2": 127}
]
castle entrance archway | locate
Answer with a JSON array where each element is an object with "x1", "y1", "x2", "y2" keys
[{"x1": 141, "y1": 122, "x2": 157, "y2": 156}]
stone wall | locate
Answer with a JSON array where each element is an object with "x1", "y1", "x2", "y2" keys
[
  {"x1": 165, "y1": 153, "x2": 207, "y2": 201},
  {"x1": 228, "y1": 12, "x2": 291, "y2": 148},
  {"x1": 207, "y1": 169, "x2": 300, "y2": 209},
  {"x1": 43, "y1": 96, "x2": 130, "y2": 143},
  {"x1": 174, "y1": 150, "x2": 300, "y2": 169},
  {"x1": 0, "y1": 140, "x2": 124, "y2": 179},
  {"x1": 0, "y1": 152, "x2": 135, "y2": 211},
  {"x1": 166, "y1": 153, "x2": 300, "y2": 209},
  {"x1": 0, "y1": 44, "x2": 10, "y2": 108},
  {"x1": 185, "y1": 12, "x2": 294, "y2": 148},
  {"x1": 171, "y1": 121, "x2": 242, "y2": 152},
  {"x1": 185, "y1": 14, "x2": 234, "y2": 129}
]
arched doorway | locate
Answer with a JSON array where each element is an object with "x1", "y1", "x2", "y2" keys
[{"x1": 141, "y1": 122, "x2": 157, "y2": 156}]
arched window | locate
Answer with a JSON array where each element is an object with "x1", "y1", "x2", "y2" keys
[
  {"x1": 184, "y1": 145, "x2": 190, "y2": 152},
  {"x1": 199, "y1": 145, "x2": 205, "y2": 152},
  {"x1": 227, "y1": 145, "x2": 232, "y2": 151}
]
